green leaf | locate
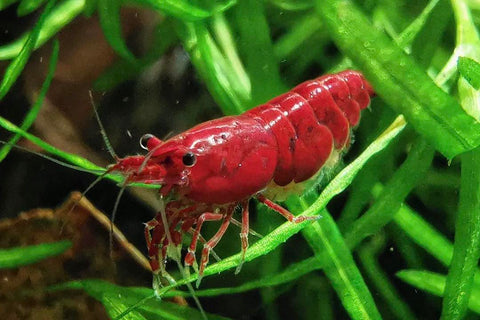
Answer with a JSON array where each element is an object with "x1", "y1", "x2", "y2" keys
[
  {"x1": 17, "y1": 0, "x2": 48, "y2": 16},
  {"x1": 409, "y1": 0, "x2": 451, "y2": 68},
  {"x1": 358, "y1": 235, "x2": 416, "y2": 320},
  {"x1": 392, "y1": 195, "x2": 455, "y2": 267},
  {"x1": 0, "y1": 39, "x2": 59, "y2": 161},
  {"x1": 268, "y1": 0, "x2": 314, "y2": 11},
  {"x1": 316, "y1": 0, "x2": 480, "y2": 159},
  {"x1": 344, "y1": 138, "x2": 435, "y2": 248},
  {"x1": 0, "y1": 0, "x2": 55, "y2": 101},
  {"x1": 458, "y1": 56, "x2": 480, "y2": 90},
  {"x1": 94, "y1": 19, "x2": 177, "y2": 91},
  {"x1": 97, "y1": 0, "x2": 136, "y2": 62},
  {"x1": 176, "y1": 20, "x2": 250, "y2": 115},
  {"x1": 233, "y1": 0, "x2": 285, "y2": 107},
  {"x1": 0, "y1": 240, "x2": 71, "y2": 269},
  {"x1": 397, "y1": 270, "x2": 480, "y2": 314},
  {"x1": 301, "y1": 211, "x2": 382, "y2": 319},
  {"x1": 273, "y1": 13, "x2": 323, "y2": 62},
  {"x1": 0, "y1": 0, "x2": 19, "y2": 10},
  {"x1": 134, "y1": 0, "x2": 236, "y2": 21},
  {"x1": 0, "y1": 0, "x2": 85, "y2": 60},
  {"x1": 160, "y1": 256, "x2": 320, "y2": 298},
  {"x1": 0, "y1": 115, "x2": 161, "y2": 189},
  {"x1": 53, "y1": 279, "x2": 230, "y2": 320},
  {"x1": 441, "y1": 3, "x2": 480, "y2": 318},
  {"x1": 442, "y1": 147, "x2": 480, "y2": 320},
  {"x1": 0, "y1": 116, "x2": 105, "y2": 171}
]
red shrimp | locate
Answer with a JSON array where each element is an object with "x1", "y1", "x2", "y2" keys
[{"x1": 107, "y1": 70, "x2": 374, "y2": 283}]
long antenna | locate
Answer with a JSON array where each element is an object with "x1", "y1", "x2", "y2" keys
[
  {"x1": 0, "y1": 140, "x2": 105, "y2": 175},
  {"x1": 110, "y1": 181, "x2": 127, "y2": 260},
  {"x1": 89, "y1": 90, "x2": 118, "y2": 161}
]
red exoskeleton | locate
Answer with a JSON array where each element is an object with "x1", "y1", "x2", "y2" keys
[{"x1": 107, "y1": 70, "x2": 374, "y2": 285}]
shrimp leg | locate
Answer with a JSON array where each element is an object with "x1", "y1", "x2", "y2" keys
[
  {"x1": 256, "y1": 194, "x2": 320, "y2": 223},
  {"x1": 184, "y1": 212, "x2": 223, "y2": 271},
  {"x1": 197, "y1": 211, "x2": 233, "y2": 286}
]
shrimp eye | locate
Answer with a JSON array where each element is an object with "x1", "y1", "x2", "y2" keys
[
  {"x1": 139, "y1": 134, "x2": 154, "y2": 150},
  {"x1": 182, "y1": 152, "x2": 196, "y2": 167}
]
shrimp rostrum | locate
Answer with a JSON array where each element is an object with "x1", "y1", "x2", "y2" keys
[{"x1": 107, "y1": 70, "x2": 374, "y2": 284}]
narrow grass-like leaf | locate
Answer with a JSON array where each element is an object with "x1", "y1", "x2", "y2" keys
[
  {"x1": 0, "y1": 0, "x2": 85, "y2": 60},
  {"x1": 358, "y1": 235, "x2": 416, "y2": 320},
  {"x1": 337, "y1": 0, "x2": 443, "y2": 230},
  {"x1": 54, "y1": 279, "x2": 230, "y2": 320},
  {"x1": 176, "y1": 21, "x2": 248, "y2": 114},
  {"x1": 0, "y1": 116, "x2": 104, "y2": 171},
  {"x1": 410, "y1": 0, "x2": 451, "y2": 68},
  {"x1": 301, "y1": 210, "x2": 382, "y2": 319},
  {"x1": 441, "y1": 2, "x2": 480, "y2": 318},
  {"x1": 458, "y1": 57, "x2": 480, "y2": 90},
  {"x1": 0, "y1": 0, "x2": 55, "y2": 101},
  {"x1": 374, "y1": 184, "x2": 480, "y2": 284},
  {"x1": 134, "y1": 0, "x2": 236, "y2": 21},
  {"x1": 395, "y1": 0, "x2": 444, "y2": 49},
  {"x1": 97, "y1": 0, "x2": 136, "y2": 62},
  {"x1": 160, "y1": 256, "x2": 321, "y2": 298},
  {"x1": 102, "y1": 295, "x2": 147, "y2": 320},
  {"x1": 17, "y1": 0, "x2": 47, "y2": 16},
  {"x1": 94, "y1": 20, "x2": 177, "y2": 91},
  {"x1": 273, "y1": 13, "x2": 323, "y2": 62},
  {"x1": 233, "y1": 0, "x2": 284, "y2": 106},
  {"x1": 0, "y1": 115, "x2": 161, "y2": 189},
  {"x1": 442, "y1": 148, "x2": 480, "y2": 320},
  {"x1": 345, "y1": 138, "x2": 435, "y2": 248},
  {"x1": 0, "y1": 39, "x2": 58, "y2": 161},
  {"x1": 316, "y1": 0, "x2": 480, "y2": 159},
  {"x1": 337, "y1": 108, "x2": 397, "y2": 230},
  {"x1": 268, "y1": 0, "x2": 314, "y2": 11},
  {"x1": 0, "y1": 0, "x2": 19, "y2": 10},
  {"x1": 397, "y1": 270, "x2": 480, "y2": 314},
  {"x1": 392, "y1": 196, "x2": 454, "y2": 266},
  {"x1": 0, "y1": 240, "x2": 71, "y2": 269},
  {"x1": 210, "y1": 14, "x2": 251, "y2": 103}
]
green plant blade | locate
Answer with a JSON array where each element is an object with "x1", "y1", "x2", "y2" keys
[
  {"x1": 0, "y1": 115, "x2": 161, "y2": 189},
  {"x1": 0, "y1": 0, "x2": 85, "y2": 60},
  {"x1": 0, "y1": 240, "x2": 71, "y2": 269},
  {"x1": 397, "y1": 270, "x2": 480, "y2": 314},
  {"x1": 0, "y1": 0, "x2": 19, "y2": 10},
  {"x1": 0, "y1": 39, "x2": 58, "y2": 161},
  {"x1": 0, "y1": 0, "x2": 55, "y2": 101},
  {"x1": 358, "y1": 235, "x2": 416, "y2": 320},
  {"x1": 409, "y1": 0, "x2": 451, "y2": 68},
  {"x1": 94, "y1": 19, "x2": 177, "y2": 91},
  {"x1": 53, "y1": 279, "x2": 230, "y2": 320},
  {"x1": 233, "y1": 0, "x2": 284, "y2": 107},
  {"x1": 176, "y1": 20, "x2": 249, "y2": 115},
  {"x1": 458, "y1": 57, "x2": 480, "y2": 90},
  {"x1": 392, "y1": 193, "x2": 455, "y2": 267},
  {"x1": 345, "y1": 138, "x2": 435, "y2": 248},
  {"x1": 97, "y1": 0, "x2": 136, "y2": 62},
  {"x1": 441, "y1": 2, "x2": 480, "y2": 317},
  {"x1": 163, "y1": 256, "x2": 320, "y2": 298},
  {"x1": 0, "y1": 116, "x2": 105, "y2": 171},
  {"x1": 302, "y1": 211, "x2": 382, "y2": 319},
  {"x1": 134, "y1": 0, "x2": 236, "y2": 21},
  {"x1": 442, "y1": 147, "x2": 480, "y2": 320},
  {"x1": 316, "y1": 0, "x2": 480, "y2": 159},
  {"x1": 17, "y1": 0, "x2": 47, "y2": 16}
]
